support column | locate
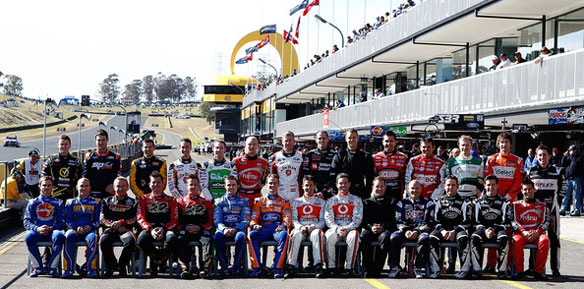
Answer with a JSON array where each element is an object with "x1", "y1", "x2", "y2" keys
[
  {"x1": 542, "y1": 15, "x2": 547, "y2": 47},
  {"x1": 465, "y1": 42, "x2": 470, "y2": 77},
  {"x1": 416, "y1": 61, "x2": 420, "y2": 89}
]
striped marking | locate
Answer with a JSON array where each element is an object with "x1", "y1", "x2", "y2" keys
[
  {"x1": 364, "y1": 278, "x2": 391, "y2": 289},
  {"x1": 0, "y1": 237, "x2": 23, "y2": 256},
  {"x1": 499, "y1": 279, "x2": 536, "y2": 289},
  {"x1": 561, "y1": 237, "x2": 584, "y2": 245}
]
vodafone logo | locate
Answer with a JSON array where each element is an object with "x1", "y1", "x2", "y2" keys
[
  {"x1": 302, "y1": 204, "x2": 314, "y2": 215},
  {"x1": 338, "y1": 204, "x2": 349, "y2": 214},
  {"x1": 36, "y1": 203, "x2": 55, "y2": 220}
]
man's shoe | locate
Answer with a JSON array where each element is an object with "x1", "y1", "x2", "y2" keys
[
  {"x1": 483, "y1": 265, "x2": 496, "y2": 274},
  {"x1": 570, "y1": 211, "x2": 580, "y2": 217},
  {"x1": 103, "y1": 269, "x2": 114, "y2": 278},
  {"x1": 315, "y1": 266, "x2": 325, "y2": 278},
  {"x1": 511, "y1": 272, "x2": 524, "y2": 280},
  {"x1": 250, "y1": 268, "x2": 262, "y2": 277},
  {"x1": 118, "y1": 267, "x2": 127, "y2": 277},
  {"x1": 273, "y1": 269, "x2": 283, "y2": 278},
  {"x1": 199, "y1": 270, "x2": 209, "y2": 279},
  {"x1": 413, "y1": 268, "x2": 424, "y2": 279},
  {"x1": 552, "y1": 270, "x2": 561, "y2": 277},
  {"x1": 48, "y1": 268, "x2": 60, "y2": 278},
  {"x1": 445, "y1": 265, "x2": 456, "y2": 274},
  {"x1": 345, "y1": 269, "x2": 357, "y2": 278},
  {"x1": 29, "y1": 267, "x2": 43, "y2": 278},
  {"x1": 454, "y1": 270, "x2": 469, "y2": 279},
  {"x1": 559, "y1": 211, "x2": 567, "y2": 216},
  {"x1": 497, "y1": 271, "x2": 507, "y2": 279},
  {"x1": 388, "y1": 266, "x2": 401, "y2": 278},
  {"x1": 61, "y1": 270, "x2": 73, "y2": 278},
  {"x1": 181, "y1": 271, "x2": 192, "y2": 279},
  {"x1": 87, "y1": 270, "x2": 97, "y2": 278},
  {"x1": 283, "y1": 265, "x2": 296, "y2": 279},
  {"x1": 534, "y1": 273, "x2": 549, "y2": 281},
  {"x1": 429, "y1": 271, "x2": 441, "y2": 279}
]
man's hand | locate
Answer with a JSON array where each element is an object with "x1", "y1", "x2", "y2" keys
[
  {"x1": 405, "y1": 230, "x2": 419, "y2": 240},
  {"x1": 301, "y1": 226, "x2": 308, "y2": 235},
  {"x1": 151, "y1": 227, "x2": 164, "y2": 241},
  {"x1": 76, "y1": 226, "x2": 85, "y2": 234},
  {"x1": 372, "y1": 224, "x2": 383, "y2": 234},
  {"x1": 315, "y1": 192, "x2": 325, "y2": 199},
  {"x1": 306, "y1": 226, "x2": 314, "y2": 234},
  {"x1": 337, "y1": 228, "x2": 348, "y2": 238},
  {"x1": 37, "y1": 225, "x2": 51, "y2": 235},
  {"x1": 118, "y1": 227, "x2": 128, "y2": 233},
  {"x1": 253, "y1": 224, "x2": 263, "y2": 231},
  {"x1": 185, "y1": 225, "x2": 201, "y2": 234},
  {"x1": 275, "y1": 225, "x2": 285, "y2": 232},
  {"x1": 111, "y1": 221, "x2": 122, "y2": 230},
  {"x1": 485, "y1": 227, "x2": 495, "y2": 239},
  {"x1": 530, "y1": 231, "x2": 541, "y2": 243},
  {"x1": 224, "y1": 228, "x2": 236, "y2": 238}
]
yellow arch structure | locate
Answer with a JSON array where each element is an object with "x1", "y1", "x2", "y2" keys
[{"x1": 230, "y1": 30, "x2": 299, "y2": 77}]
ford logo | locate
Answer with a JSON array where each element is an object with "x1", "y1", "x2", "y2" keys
[
  {"x1": 224, "y1": 214, "x2": 241, "y2": 223},
  {"x1": 467, "y1": 122, "x2": 480, "y2": 128}
]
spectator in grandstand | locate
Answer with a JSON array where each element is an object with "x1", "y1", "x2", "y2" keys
[
  {"x1": 347, "y1": 36, "x2": 354, "y2": 44},
  {"x1": 1, "y1": 169, "x2": 30, "y2": 210},
  {"x1": 496, "y1": 53, "x2": 511, "y2": 69},
  {"x1": 130, "y1": 139, "x2": 167, "y2": 198},
  {"x1": 408, "y1": 0, "x2": 416, "y2": 7},
  {"x1": 335, "y1": 99, "x2": 345, "y2": 108},
  {"x1": 489, "y1": 55, "x2": 500, "y2": 71},
  {"x1": 353, "y1": 29, "x2": 360, "y2": 39},
  {"x1": 513, "y1": 51, "x2": 526, "y2": 64},
  {"x1": 332, "y1": 44, "x2": 339, "y2": 53},
  {"x1": 16, "y1": 149, "x2": 41, "y2": 197},
  {"x1": 372, "y1": 88, "x2": 384, "y2": 100},
  {"x1": 524, "y1": 148, "x2": 538, "y2": 171},
  {"x1": 535, "y1": 46, "x2": 553, "y2": 64},
  {"x1": 560, "y1": 145, "x2": 583, "y2": 216},
  {"x1": 510, "y1": 180, "x2": 550, "y2": 280},
  {"x1": 359, "y1": 92, "x2": 367, "y2": 103}
]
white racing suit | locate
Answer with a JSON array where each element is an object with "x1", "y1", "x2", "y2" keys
[
  {"x1": 270, "y1": 150, "x2": 303, "y2": 201},
  {"x1": 324, "y1": 193, "x2": 363, "y2": 270},
  {"x1": 167, "y1": 158, "x2": 210, "y2": 199},
  {"x1": 288, "y1": 195, "x2": 327, "y2": 266}
]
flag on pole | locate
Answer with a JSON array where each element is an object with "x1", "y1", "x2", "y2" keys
[
  {"x1": 259, "y1": 24, "x2": 277, "y2": 35},
  {"x1": 245, "y1": 52, "x2": 254, "y2": 61},
  {"x1": 257, "y1": 35, "x2": 270, "y2": 49},
  {"x1": 245, "y1": 45, "x2": 258, "y2": 55},
  {"x1": 235, "y1": 57, "x2": 248, "y2": 64},
  {"x1": 283, "y1": 29, "x2": 298, "y2": 45},
  {"x1": 295, "y1": 17, "x2": 301, "y2": 39},
  {"x1": 302, "y1": 0, "x2": 319, "y2": 16},
  {"x1": 290, "y1": 0, "x2": 308, "y2": 16}
]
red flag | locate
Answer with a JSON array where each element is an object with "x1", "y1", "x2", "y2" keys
[
  {"x1": 283, "y1": 30, "x2": 298, "y2": 45},
  {"x1": 302, "y1": 0, "x2": 319, "y2": 16},
  {"x1": 295, "y1": 17, "x2": 301, "y2": 39},
  {"x1": 246, "y1": 52, "x2": 253, "y2": 61},
  {"x1": 257, "y1": 35, "x2": 270, "y2": 49}
]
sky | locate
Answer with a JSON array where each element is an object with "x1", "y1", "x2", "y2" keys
[{"x1": 1, "y1": 0, "x2": 398, "y2": 100}]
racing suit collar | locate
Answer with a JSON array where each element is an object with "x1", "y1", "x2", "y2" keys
[
  {"x1": 317, "y1": 147, "x2": 329, "y2": 153},
  {"x1": 245, "y1": 154, "x2": 258, "y2": 160},
  {"x1": 180, "y1": 157, "x2": 193, "y2": 164},
  {"x1": 213, "y1": 158, "x2": 225, "y2": 165},
  {"x1": 525, "y1": 197, "x2": 536, "y2": 203},
  {"x1": 383, "y1": 149, "x2": 397, "y2": 155},
  {"x1": 267, "y1": 193, "x2": 279, "y2": 200},
  {"x1": 188, "y1": 193, "x2": 201, "y2": 200},
  {"x1": 420, "y1": 154, "x2": 435, "y2": 160},
  {"x1": 282, "y1": 149, "x2": 296, "y2": 157},
  {"x1": 96, "y1": 150, "x2": 110, "y2": 157}
]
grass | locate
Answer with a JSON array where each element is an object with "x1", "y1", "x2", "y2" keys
[{"x1": 145, "y1": 116, "x2": 220, "y2": 145}]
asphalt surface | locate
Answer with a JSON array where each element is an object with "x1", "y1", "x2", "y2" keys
[
  {"x1": 1, "y1": 128, "x2": 583, "y2": 289},
  {"x1": 0, "y1": 115, "x2": 146, "y2": 162}
]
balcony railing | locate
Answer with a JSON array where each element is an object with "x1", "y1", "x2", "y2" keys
[
  {"x1": 276, "y1": 48, "x2": 584, "y2": 137},
  {"x1": 243, "y1": 82, "x2": 276, "y2": 107}
]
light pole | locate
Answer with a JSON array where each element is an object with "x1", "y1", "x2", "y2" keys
[
  {"x1": 315, "y1": 14, "x2": 345, "y2": 48},
  {"x1": 78, "y1": 113, "x2": 91, "y2": 157},
  {"x1": 258, "y1": 58, "x2": 278, "y2": 77},
  {"x1": 42, "y1": 98, "x2": 57, "y2": 159}
]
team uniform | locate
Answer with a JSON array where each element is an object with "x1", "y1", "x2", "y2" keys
[
  {"x1": 248, "y1": 194, "x2": 291, "y2": 273},
  {"x1": 485, "y1": 153, "x2": 524, "y2": 201},
  {"x1": 429, "y1": 193, "x2": 473, "y2": 276},
  {"x1": 361, "y1": 194, "x2": 397, "y2": 275},
  {"x1": 137, "y1": 192, "x2": 178, "y2": 271},
  {"x1": 510, "y1": 199, "x2": 551, "y2": 275},
  {"x1": 99, "y1": 194, "x2": 138, "y2": 274},
  {"x1": 233, "y1": 154, "x2": 268, "y2": 204},
  {"x1": 176, "y1": 194, "x2": 214, "y2": 274},
  {"x1": 331, "y1": 149, "x2": 375, "y2": 199},
  {"x1": 84, "y1": 150, "x2": 121, "y2": 199},
  {"x1": 167, "y1": 157, "x2": 201, "y2": 198},
  {"x1": 404, "y1": 154, "x2": 447, "y2": 200},
  {"x1": 270, "y1": 150, "x2": 303, "y2": 201},
  {"x1": 390, "y1": 197, "x2": 435, "y2": 272},
  {"x1": 63, "y1": 196, "x2": 102, "y2": 276},
  {"x1": 447, "y1": 155, "x2": 484, "y2": 199},
  {"x1": 16, "y1": 159, "x2": 42, "y2": 197},
  {"x1": 324, "y1": 192, "x2": 363, "y2": 270},
  {"x1": 130, "y1": 155, "x2": 167, "y2": 198},
  {"x1": 288, "y1": 194, "x2": 326, "y2": 267},
  {"x1": 200, "y1": 159, "x2": 237, "y2": 200},
  {"x1": 213, "y1": 193, "x2": 250, "y2": 273},
  {"x1": 23, "y1": 195, "x2": 66, "y2": 276},
  {"x1": 525, "y1": 165, "x2": 562, "y2": 274},
  {"x1": 42, "y1": 153, "x2": 83, "y2": 201},
  {"x1": 372, "y1": 150, "x2": 409, "y2": 205},
  {"x1": 470, "y1": 194, "x2": 511, "y2": 275},
  {"x1": 302, "y1": 148, "x2": 336, "y2": 198},
  {"x1": 0, "y1": 176, "x2": 29, "y2": 210}
]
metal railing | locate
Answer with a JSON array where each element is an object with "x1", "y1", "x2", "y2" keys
[
  {"x1": 243, "y1": 82, "x2": 277, "y2": 107},
  {"x1": 276, "y1": 48, "x2": 584, "y2": 136}
]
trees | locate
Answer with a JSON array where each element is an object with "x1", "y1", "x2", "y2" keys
[
  {"x1": 142, "y1": 75, "x2": 155, "y2": 103},
  {"x1": 2, "y1": 74, "x2": 24, "y2": 97},
  {"x1": 122, "y1": 79, "x2": 143, "y2": 104},
  {"x1": 183, "y1": 76, "x2": 198, "y2": 101},
  {"x1": 199, "y1": 101, "x2": 217, "y2": 123},
  {"x1": 98, "y1": 73, "x2": 120, "y2": 103}
]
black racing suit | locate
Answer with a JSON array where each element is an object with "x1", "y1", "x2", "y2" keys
[
  {"x1": 129, "y1": 155, "x2": 167, "y2": 199},
  {"x1": 430, "y1": 193, "x2": 473, "y2": 273},
  {"x1": 302, "y1": 148, "x2": 336, "y2": 199},
  {"x1": 331, "y1": 149, "x2": 375, "y2": 199},
  {"x1": 470, "y1": 194, "x2": 511, "y2": 273},
  {"x1": 361, "y1": 195, "x2": 396, "y2": 275},
  {"x1": 42, "y1": 153, "x2": 83, "y2": 201},
  {"x1": 99, "y1": 195, "x2": 138, "y2": 272},
  {"x1": 83, "y1": 150, "x2": 121, "y2": 199},
  {"x1": 526, "y1": 165, "x2": 562, "y2": 274},
  {"x1": 390, "y1": 197, "x2": 435, "y2": 269}
]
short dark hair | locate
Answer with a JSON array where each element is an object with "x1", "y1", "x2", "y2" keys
[
  {"x1": 39, "y1": 176, "x2": 54, "y2": 186},
  {"x1": 445, "y1": 175, "x2": 458, "y2": 183},
  {"x1": 142, "y1": 139, "x2": 155, "y2": 146},
  {"x1": 180, "y1": 138, "x2": 192, "y2": 146},
  {"x1": 336, "y1": 173, "x2": 350, "y2": 182},
  {"x1": 59, "y1": 135, "x2": 71, "y2": 144},
  {"x1": 344, "y1": 129, "x2": 358, "y2": 137},
  {"x1": 521, "y1": 179, "x2": 535, "y2": 188},
  {"x1": 383, "y1": 130, "x2": 396, "y2": 139},
  {"x1": 225, "y1": 175, "x2": 238, "y2": 183},
  {"x1": 316, "y1": 130, "x2": 329, "y2": 138},
  {"x1": 372, "y1": 176, "x2": 385, "y2": 185},
  {"x1": 485, "y1": 175, "x2": 499, "y2": 184},
  {"x1": 149, "y1": 171, "x2": 163, "y2": 182},
  {"x1": 186, "y1": 174, "x2": 199, "y2": 183},
  {"x1": 536, "y1": 144, "x2": 551, "y2": 154},
  {"x1": 95, "y1": 129, "x2": 109, "y2": 140},
  {"x1": 266, "y1": 173, "x2": 279, "y2": 182},
  {"x1": 420, "y1": 137, "x2": 434, "y2": 145},
  {"x1": 302, "y1": 175, "x2": 315, "y2": 184}
]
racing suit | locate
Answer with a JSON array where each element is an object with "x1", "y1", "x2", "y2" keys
[
  {"x1": 63, "y1": 196, "x2": 102, "y2": 274},
  {"x1": 233, "y1": 154, "x2": 268, "y2": 204},
  {"x1": 248, "y1": 194, "x2": 292, "y2": 270},
  {"x1": 270, "y1": 150, "x2": 303, "y2": 201},
  {"x1": 485, "y1": 153, "x2": 524, "y2": 201},
  {"x1": 390, "y1": 197, "x2": 435, "y2": 269},
  {"x1": 213, "y1": 193, "x2": 250, "y2": 271},
  {"x1": 176, "y1": 194, "x2": 214, "y2": 273},
  {"x1": 324, "y1": 192, "x2": 363, "y2": 269},
  {"x1": 137, "y1": 193, "x2": 178, "y2": 264},
  {"x1": 302, "y1": 148, "x2": 336, "y2": 199},
  {"x1": 372, "y1": 150, "x2": 409, "y2": 205},
  {"x1": 447, "y1": 155, "x2": 484, "y2": 199},
  {"x1": 331, "y1": 149, "x2": 375, "y2": 199},
  {"x1": 23, "y1": 195, "x2": 66, "y2": 273},
  {"x1": 361, "y1": 195, "x2": 397, "y2": 275},
  {"x1": 200, "y1": 159, "x2": 237, "y2": 200},
  {"x1": 288, "y1": 195, "x2": 326, "y2": 267},
  {"x1": 16, "y1": 159, "x2": 41, "y2": 197},
  {"x1": 99, "y1": 194, "x2": 138, "y2": 273},
  {"x1": 168, "y1": 157, "x2": 202, "y2": 198},
  {"x1": 429, "y1": 193, "x2": 473, "y2": 274},
  {"x1": 130, "y1": 155, "x2": 167, "y2": 199},
  {"x1": 511, "y1": 199, "x2": 550, "y2": 274},
  {"x1": 404, "y1": 154, "x2": 447, "y2": 200},
  {"x1": 470, "y1": 194, "x2": 511, "y2": 274},
  {"x1": 42, "y1": 153, "x2": 83, "y2": 201},
  {"x1": 83, "y1": 150, "x2": 121, "y2": 199},
  {"x1": 526, "y1": 165, "x2": 562, "y2": 273}
]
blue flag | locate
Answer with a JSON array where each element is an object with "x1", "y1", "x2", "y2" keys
[
  {"x1": 245, "y1": 45, "x2": 258, "y2": 55},
  {"x1": 235, "y1": 58, "x2": 248, "y2": 64},
  {"x1": 259, "y1": 24, "x2": 277, "y2": 35},
  {"x1": 290, "y1": 0, "x2": 308, "y2": 16}
]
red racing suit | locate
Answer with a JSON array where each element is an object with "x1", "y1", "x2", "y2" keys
[
  {"x1": 404, "y1": 154, "x2": 447, "y2": 200},
  {"x1": 372, "y1": 150, "x2": 408, "y2": 204},
  {"x1": 233, "y1": 154, "x2": 268, "y2": 204},
  {"x1": 270, "y1": 150, "x2": 303, "y2": 201},
  {"x1": 511, "y1": 199, "x2": 550, "y2": 274},
  {"x1": 137, "y1": 193, "x2": 178, "y2": 232},
  {"x1": 485, "y1": 153, "x2": 524, "y2": 201}
]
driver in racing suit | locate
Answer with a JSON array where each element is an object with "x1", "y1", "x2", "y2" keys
[
  {"x1": 200, "y1": 140, "x2": 237, "y2": 200},
  {"x1": 168, "y1": 138, "x2": 206, "y2": 198},
  {"x1": 42, "y1": 135, "x2": 83, "y2": 201},
  {"x1": 373, "y1": 131, "x2": 408, "y2": 205},
  {"x1": 270, "y1": 131, "x2": 303, "y2": 201},
  {"x1": 302, "y1": 131, "x2": 336, "y2": 199},
  {"x1": 447, "y1": 135, "x2": 484, "y2": 199},
  {"x1": 405, "y1": 137, "x2": 447, "y2": 200},
  {"x1": 233, "y1": 136, "x2": 268, "y2": 204}
]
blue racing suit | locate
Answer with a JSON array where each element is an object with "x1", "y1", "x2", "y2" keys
[
  {"x1": 213, "y1": 193, "x2": 250, "y2": 271},
  {"x1": 63, "y1": 196, "x2": 101, "y2": 273}
]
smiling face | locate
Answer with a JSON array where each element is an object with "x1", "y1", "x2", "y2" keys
[
  {"x1": 372, "y1": 179, "x2": 386, "y2": 197},
  {"x1": 58, "y1": 138, "x2": 71, "y2": 155},
  {"x1": 421, "y1": 141, "x2": 434, "y2": 158},
  {"x1": 187, "y1": 177, "x2": 200, "y2": 197},
  {"x1": 458, "y1": 138, "x2": 472, "y2": 156},
  {"x1": 142, "y1": 141, "x2": 155, "y2": 158},
  {"x1": 537, "y1": 148, "x2": 550, "y2": 167},
  {"x1": 245, "y1": 137, "x2": 259, "y2": 156},
  {"x1": 302, "y1": 179, "x2": 316, "y2": 196},
  {"x1": 40, "y1": 178, "x2": 54, "y2": 197},
  {"x1": 382, "y1": 135, "x2": 396, "y2": 153},
  {"x1": 180, "y1": 141, "x2": 192, "y2": 159},
  {"x1": 266, "y1": 176, "x2": 279, "y2": 196},
  {"x1": 346, "y1": 131, "x2": 358, "y2": 150},
  {"x1": 445, "y1": 178, "x2": 459, "y2": 197},
  {"x1": 521, "y1": 183, "x2": 535, "y2": 200},
  {"x1": 408, "y1": 180, "x2": 422, "y2": 200},
  {"x1": 113, "y1": 178, "x2": 128, "y2": 198},
  {"x1": 336, "y1": 177, "x2": 350, "y2": 195},
  {"x1": 76, "y1": 178, "x2": 91, "y2": 198},
  {"x1": 225, "y1": 178, "x2": 238, "y2": 197},
  {"x1": 485, "y1": 179, "x2": 498, "y2": 197},
  {"x1": 213, "y1": 141, "x2": 226, "y2": 161},
  {"x1": 95, "y1": 135, "x2": 108, "y2": 152},
  {"x1": 316, "y1": 132, "x2": 329, "y2": 150},
  {"x1": 283, "y1": 134, "x2": 295, "y2": 152},
  {"x1": 149, "y1": 175, "x2": 164, "y2": 195}
]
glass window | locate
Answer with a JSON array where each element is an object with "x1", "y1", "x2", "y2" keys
[
  {"x1": 557, "y1": 9, "x2": 584, "y2": 53},
  {"x1": 452, "y1": 46, "x2": 476, "y2": 80},
  {"x1": 385, "y1": 73, "x2": 397, "y2": 95},
  {"x1": 517, "y1": 21, "x2": 555, "y2": 60},
  {"x1": 436, "y1": 58, "x2": 453, "y2": 83},
  {"x1": 477, "y1": 39, "x2": 496, "y2": 74},
  {"x1": 406, "y1": 65, "x2": 418, "y2": 90}
]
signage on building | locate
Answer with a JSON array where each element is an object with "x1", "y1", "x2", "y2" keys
[
  {"x1": 323, "y1": 111, "x2": 330, "y2": 128},
  {"x1": 326, "y1": 130, "x2": 344, "y2": 142},
  {"x1": 370, "y1": 126, "x2": 407, "y2": 137},
  {"x1": 548, "y1": 107, "x2": 584, "y2": 125},
  {"x1": 429, "y1": 114, "x2": 484, "y2": 130}
]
